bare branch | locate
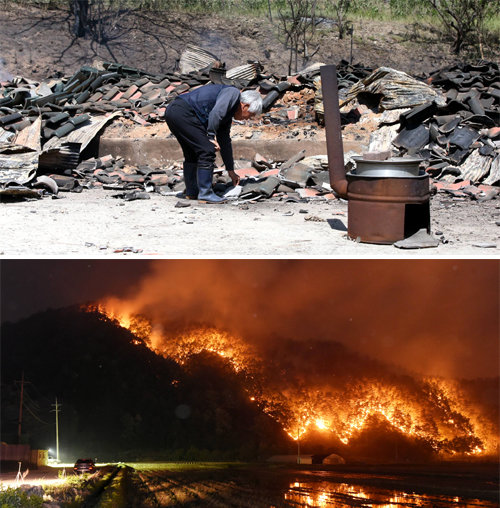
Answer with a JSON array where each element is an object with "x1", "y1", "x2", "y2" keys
[{"x1": 426, "y1": 0, "x2": 498, "y2": 54}]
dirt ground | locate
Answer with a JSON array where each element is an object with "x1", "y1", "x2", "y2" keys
[
  {"x1": 0, "y1": 5, "x2": 463, "y2": 82},
  {"x1": 1, "y1": 187, "x2": 498, "y2": 257}
]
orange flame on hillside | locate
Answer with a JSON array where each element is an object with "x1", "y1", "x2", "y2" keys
[
  {"x1": 87, "y1": 302, "x2": 164, "y2": 350},
  {"x1": 85, "y1": 302, "x2": 499, "y2": 457}
]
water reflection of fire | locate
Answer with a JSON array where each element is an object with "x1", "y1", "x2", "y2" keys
[
  {"x1": 85, "y1": 303, "x2": 498, "y2": 457},
  {"x1": 284, "y1": 481, "x2": 498, "y2": 507}
]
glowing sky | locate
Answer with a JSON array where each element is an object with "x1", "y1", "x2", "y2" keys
[{"x1": 1, "y1": 259, "x2": 498, "y2": 379}]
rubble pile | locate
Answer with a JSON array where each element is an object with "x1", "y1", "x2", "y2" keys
[
  {"x1": 424, "y1": 62, "x2": 500, "y2": 185},
  {"x1": 220, "y1": 150, "x2": 333, "y2": 202},
  {"x1": 0, "y1": 54, "x2": 369, "y2": 200},
  {"x1": 44, "y1": 153, "x2": 184, "y2": 197},
  {"x1": 0, "y1": 51, "x2": 498, "y2": 203},
  {"x1": 0, "y1": 58, "x2": 369, "y2": 145},
  {"x1": 358, "y1": 62, "x2": 499, "y2": 188},
  {"x1": 0, "y1": 63, "x2": 213, "y2": 146},
  {"x1": 1, "y1": 149, "x2": 334, "y2": 203}
]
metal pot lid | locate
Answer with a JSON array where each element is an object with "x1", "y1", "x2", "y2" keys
[
  {"x1": 346, "y1": 170, "x2": 428, "y2": 179},
  {"x1": 351, "y1": 156, "x2": 423, "y2": 177},
  {"x1": 351, "y1": 156, "x2": 423, "y2": 165}
]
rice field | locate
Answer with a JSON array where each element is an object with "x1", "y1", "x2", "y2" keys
[{"x1": 124, "y1": 462, "x2": 500, "y2": 507}]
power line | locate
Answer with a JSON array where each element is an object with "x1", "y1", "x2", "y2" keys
[
  {"x1": 23, "y1": 402, "x2": 50, "y2": 426},
  {"x1": 15, "y1": 373, "x2": 51, "y2": 428}
]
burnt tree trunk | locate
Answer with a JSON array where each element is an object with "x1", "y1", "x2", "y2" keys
[{"x1": 72, "y1": 0, "x2": 89, "y2": 38}]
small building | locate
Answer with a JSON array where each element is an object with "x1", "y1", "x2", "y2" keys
[
  {"x1": 1, "y1": 443, "x2": 48, "y2": 467},
  {"x1": 31, "y1": 449, "x2": 49, "y2": 467},
  {"x1": 0, "y1": 443, "x2": 31, "y2": 462},
  {"x1": 323, "y1": 453, "x2": 346, "y2": 464}
]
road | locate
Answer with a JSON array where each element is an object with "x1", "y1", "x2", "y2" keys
[
  {"x1": 1, "y1": 188, "x2": 498, "y2": 257},
  {"x1": 0, "y1": 464, "x2": 70, "y2": 488}
]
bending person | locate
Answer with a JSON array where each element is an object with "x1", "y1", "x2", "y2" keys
[{"x1": 165, "y1": 84, "x2": 263, "y2": 203}]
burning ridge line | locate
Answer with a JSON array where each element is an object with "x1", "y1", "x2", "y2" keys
[{"x1": 84, "y1": 303, "x2": 497, "y2": 457}]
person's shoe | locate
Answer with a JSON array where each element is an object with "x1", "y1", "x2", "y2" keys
[
  {"x1": 197, "y1": 167, "x2": 227, "y2": 204},
  {"x1": 183, "y1": 162, "x2": 199, "y2": 199},
  {"x1": 176, "y1": 192, "x2": 197, "y2": 200}
]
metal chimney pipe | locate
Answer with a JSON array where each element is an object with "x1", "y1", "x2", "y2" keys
[{"x1": 320, "y1": 64, "x2": 348, "y2": 199}]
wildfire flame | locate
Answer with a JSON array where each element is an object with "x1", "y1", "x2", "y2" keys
[{"x1": 85, "y1": 302, "x2": 498, "y2": 457}]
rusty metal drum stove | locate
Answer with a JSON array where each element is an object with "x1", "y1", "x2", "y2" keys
[{"x1": 320, "y1": 64, "x2": 431, "y2": 244}]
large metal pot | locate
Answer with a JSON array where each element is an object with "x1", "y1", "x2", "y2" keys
[{"x1": 351, "y1": 156, "x2": 422, "y2": 178}]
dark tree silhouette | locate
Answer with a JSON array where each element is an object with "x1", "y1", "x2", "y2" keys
[{"x1": 71, "y1": 0, "x2": 89, "y2": 38}]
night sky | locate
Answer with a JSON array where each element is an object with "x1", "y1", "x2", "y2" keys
[{"x1": 1, "y1": 259, "x2": 498, "y2": 379}]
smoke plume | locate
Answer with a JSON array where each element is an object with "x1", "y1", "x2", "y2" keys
[{"x1": 101, "y1": 259, "x2": 498, "y2": 380}]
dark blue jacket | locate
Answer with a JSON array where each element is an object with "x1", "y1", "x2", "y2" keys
[{"x1": 179, "y1": 85, "x2": 241, "y2": 171}]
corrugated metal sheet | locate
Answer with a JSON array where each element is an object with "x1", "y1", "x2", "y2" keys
[
  {"x1": 39, "y1": 142, "x2": 81, "y2": 172},
  {"x1": 179, "y1": 45, "x2": 220, "y2": 75},
  {"x1": 298, "y1": 62, "x2": 325, "y2": 76},
  {"x1": 226, "y1": 63, "x2": 260, "y2": 81},
  {"x1": 484, "y1": 154, "x2": 500, "y2": 185},
  {"x1": 14, "y1": 115, "x2": 42, "y2": 151},
  {"x1": 0, "y1": 148, "x2": 38, "y2": 184},
  {"x1": 44, "y1": 111, "x2": 121, "y2": 152},
  {"x1": 460, "y1": 149, "x2": 492, "y2": 182},
  {"x1": 342, "y1": 67, "x2": 446, "y2": 110}
]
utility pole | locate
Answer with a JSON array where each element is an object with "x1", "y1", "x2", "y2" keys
[
  {"x1": 17, "y1": 371, "x2": 24, "y2": 444},
  {"x1": 51, "y1": 398, "x2": 61, "y2": 462}
]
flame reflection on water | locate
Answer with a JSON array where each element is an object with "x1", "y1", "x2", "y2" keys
[{"x1": 283, "y1": 481, "x2": 498, "y2": 507}]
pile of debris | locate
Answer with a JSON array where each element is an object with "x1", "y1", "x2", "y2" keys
[
  {"x1": 0, "y1": 50, "x2": 498, "y2": 202},
  {"x1": 222, "y1": 150, "x2": 333, "y2": 202},
  {"x1": 423, "y1": 62, "x2": 499, "y2": 185},
  {"x1": 0, "y1": 50, "x2": 370, "y2": 200},
  {"x1": 349, "y1": 62, "x2": 499, "y2": 187},
  {"x1": 0, "y1": 53, "x2": 369, "y2": 145},
  {"x1": 0, "y1": 148, "x2": 334, "y2": 203}
]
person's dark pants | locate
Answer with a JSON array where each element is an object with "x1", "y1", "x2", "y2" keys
[
  {"x1": 165, "y1": 98, "x2": 225, "y2": 202},
  {"x1": 164, "y1": 98, "x2": 216, "y2": 169}
]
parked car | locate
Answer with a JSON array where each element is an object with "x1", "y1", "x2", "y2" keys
[{"x1": 73, "y1": 458, "x2": 96, "y2": 474}]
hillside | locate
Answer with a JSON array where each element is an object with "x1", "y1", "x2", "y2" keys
[
  {"x1": 0, "y1": 4, "x2": 465, "y2": 82},
  {"x1": 0, "y1": 307, "x2": 289, "y2": 461},
  {"x1": 2, "y1": 306, "x2": 498, "y2": 463}
]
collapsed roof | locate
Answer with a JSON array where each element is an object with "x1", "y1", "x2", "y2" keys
[{"x1": 0, "y1": 49, "x2": 498, "y2": 201}]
